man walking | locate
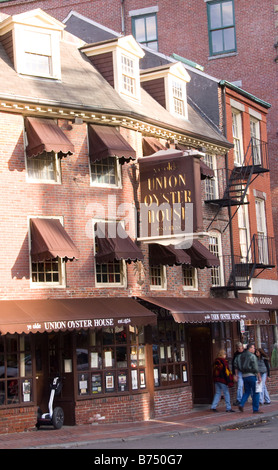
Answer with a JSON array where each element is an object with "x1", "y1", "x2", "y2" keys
[{"x1": 234, "y1": 343, "x2": 262, "y2": 414}]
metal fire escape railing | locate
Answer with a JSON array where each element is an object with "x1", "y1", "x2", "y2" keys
[
  {"x1": 206, "y1": 137, "x2": 269, "y2": 232},
  {"x1": 214, "y1": 235, "x2": 276, "y2": 291}
]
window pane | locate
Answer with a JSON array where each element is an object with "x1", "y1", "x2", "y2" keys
[
  {"x1": 134, "y1": 17, "x2": 146, "y2": 42},
  {"x1": 222, "y1": 1, "x2": 234, "y2": 26},
  {"x1": 224, "y1": 27, "x2": 235, "y2": 51},
  {"x1": 146, "y1": 15, "x2": 157, "y2": 41},
  {"x1": 209, "y1": 3, "x2": 222, "y2": 29},
  {"x1": 211, "y1": 30, "x2": 223, "y2": 54}
]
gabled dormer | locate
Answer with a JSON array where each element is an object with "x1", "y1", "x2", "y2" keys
[
  {"x1": 140, "y1": 62, "x2": 191, "y2": 120},
  {"x1": 81, "y1": 35, "x2": 145, "y2": 103},
  {"x1": 0, "y1": 8, "x2": 64, "y2": 80}
]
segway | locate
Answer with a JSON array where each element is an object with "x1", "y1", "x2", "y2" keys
[{"x1": 36, "y1": 376, "x2": 64, "y2": 430}]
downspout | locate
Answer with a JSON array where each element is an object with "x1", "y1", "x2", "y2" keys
[
  {"x1": 121, "y1": 0, "x2": 125, "y2": 34},
  {"x1": 221, "y1": 84, "x2": 238, "y2": 298}
]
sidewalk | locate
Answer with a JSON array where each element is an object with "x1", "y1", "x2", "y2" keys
[{"x1": 1, "y1": 396, "x2": 278, "y2": 449}]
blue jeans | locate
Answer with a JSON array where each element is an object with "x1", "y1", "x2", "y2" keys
[
  {"x1": 240, "y1": 376, "x2": 260, "y2": 412},
  {"x1": 260, "y1": 372, "x2": 271, "y2": 404},
  {"x1": 211, "y1": 382, "x2": 232, "y2": 411},
  {"x1": 236, "y1": 371, "x2": 243, "y2": 402}
]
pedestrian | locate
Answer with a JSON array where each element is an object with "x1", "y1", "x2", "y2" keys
[
  {"x1": 211, "y1": 349, "x2": 235, "y2": 413},
  {"x1": 232, "y1": 341, "x2": 244, "y2": 405},
  {"x1": 256, "y1": 348, "x2": 271, "y2": 405},
  {"x1": 235, "y1": 343, "x2": 262, "y2": 413}
]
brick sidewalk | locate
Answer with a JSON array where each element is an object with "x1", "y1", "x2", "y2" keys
[{"x1": 0, "y1": 396, "x2": 278, "y2": 449}]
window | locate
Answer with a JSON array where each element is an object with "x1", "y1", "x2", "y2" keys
[
  {"x1": 26, "y1": 151, "x2": 61, "y2": 183},
  {"x1": 232, "y1": 109, "x2": 244, "y2": 165},
  {"x1": 132, "y1": 13, "x2": 158, "y2": 50},
  {"x1": 172, "y1": 80, "x2": 186, "y2": 117},
  {"x1": 149, "y1": 265, "x2": 166, "y2": 289},
  {"x1": 76, "y1": 326, "x2": 146, "y2": 397},
  {"x1": 250, "y1": 117, "x2": 261, "y2": 165},
  {"x1": 121, "y1": 54, "x2": 137, "y2": 97},
  {"x1": 238, "y1": 204, "x2": 250, "y2": 262},
  {"x1": 24, "y1": 30, "x2": 52, "y2": 77},
  {"x1": 152, "y1": 315, "x2": 188, "y2": 387},
  {"x1": 207, "y1": 0, "x2": 236, "y2": 56},
  {"x1": 203, "y1": 154, "x2": 218, "y2": 200},
  {"x1": 209, "y1": 234, "x2": 222, "y2": 286},
  {"x1": 182, "y1": 266, "x2": 198, "y2": 290},
  {"x1": 0, "y1": 334, "x2": 33, "y2": 406},
  {"x1": 255, "y1": 198, "x2": 268, "y2": 264},
  {"x1": 90, "y1": 156, "x2": 121, "y2": 187}
]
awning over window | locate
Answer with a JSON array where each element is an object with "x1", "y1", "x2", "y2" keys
[
  {"x1": 139, "y1": 297, "x2": 269, "y2": 323},
  {"x1": 142, "y1": 136, "x2": 167, "y2": 156},
  {"x1": 25, "y1": 117, "x2": 74, "y2": 158},
  {"x1": 95, "y1": 223, "x2": 143, "y2": 263},
  {"x1": 31, "y1": 218, "x2": 79, "y2": 262},
  {"x1": 185, "y1": 240, "x2": 220, "y2": 269},
  {"x1": 88, "y1": 124, "x2": 136, "y2": 164},
  {"x1": 149, "y1": 244, "x2": 191, "y2": 266},
  {"x1": 0, "y1": 298, "x2": 157, "y2": 335}
]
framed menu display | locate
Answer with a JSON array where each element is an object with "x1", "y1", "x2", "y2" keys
[
  {"x1": 92, "y1": 373, "x2": 102, "y2": 394},
  {"x1": 105, "y1": 372, "x2": 115, "y2": 392},
  {"x1": 118, "y1": 372, "x2": 128, "y2": 392}
]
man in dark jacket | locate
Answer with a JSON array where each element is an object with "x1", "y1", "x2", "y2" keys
[{"x1": 235, "y1": 343, "x2": 262, "y2": 413}]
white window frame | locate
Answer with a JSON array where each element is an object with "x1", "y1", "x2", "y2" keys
[
  {"x1": 93, "y1": 219, "x2": 127, "y2": 288},
  {"x1": 231, "y1": 109, "x2": 244, "y2": 166},
  {"x1": 114, "y1": 48, "x2": 141, "y2": 102},
  {"x1": 209, "y1": 232, "x2": 223, "y2": 287},
  {"x1": 28, "y1": 215, "x2": 66, "y2": 288},
  {"x1": 203, "y1": 154, "x2": 218, "y2": 200},
  {"x1": 14, "y1": 25, "x2": 61, "y2": 79},
  {"x1": 167, "y1": 75, "x2": 188, "y2": 120},
  {"x1": 182, "y1": 265, "x2": 198, "y2": 291},
  {"x1": 255, "y1": 198, "x2": 268, "y2": 264},
  {"x1": 238, "y1": 203, "x2": 251, "y2": 262},
  {"x1": 149, "y1": 264, "x2": 167, "y2": 291},
  {"x1": 89, "y1": 155, "x2": 122, "y2": 188},
  {"x1": 250, "y1": 116, "x2": 261, "y2": 165}
]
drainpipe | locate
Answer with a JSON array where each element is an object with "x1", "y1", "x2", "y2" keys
[
  {"x1": 221, "y1": 84, "x2": 238, "y2": 298},
  {"x1": 121, "y1": 0, "x2": 125, "y2": 34}
]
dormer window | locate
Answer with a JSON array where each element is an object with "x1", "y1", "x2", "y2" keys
[
  {"x1": 0, "y1": 9, "x2": 64, "y2": 80},
  {"x1": 121, "y1": 54, "x2": 136, "y2": 96},
  {"x1": 24, "y1": 30, "x2": 53, "y2": 77},
  {"x1": 140, "y1": 62, "x2": 190, "y2": 120},
  {"x1": 81, "y1": 35, "x2": 144, "y2": 103},
  {"x1": 171, "y1": 79, "x2": 186, "y2": 117}
]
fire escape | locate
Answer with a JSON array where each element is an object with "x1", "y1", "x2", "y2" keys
[{"x1": 205, "y1": 137, "x2": 275, "y2": 291}]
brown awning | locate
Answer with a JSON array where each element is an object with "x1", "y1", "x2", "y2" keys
[
  {"x1": 25, "y1": 117, "x2": 74, "y2": 158},
  {"x1": 185, "y1": 240, "x2": 220, "y2": 269},
  {"x1": 0, "y1": 298, "x2": 157, "y2": 335},
  {"x1": 142, "y1": 136, "x2": 167, "y2": 156},
  {"x1": 88, "y1": 124, "x2": 136, "y2": 164},
  {"x1": 140, "y1": 297, "x2": 269, "y2": 323},
  {"x1": 149, "y1": 244, "x2": 191, "y2": 266},
  {"x1": 31, "y1": 218, "x2": 79, "y2": 262},
  {"x1": 95, "y1": 223, "x2": 143, "y2": 263},
  {"x1": 200, "y1": 160, "x2": 214, "y2": 179}
]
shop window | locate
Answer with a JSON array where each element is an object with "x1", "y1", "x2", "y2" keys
[
  {"x1": 0, "y1": 334, "x2": 33, "y2": 406},
  {"x1": 76, "y1": 325, "x2": 146, "y2": 397},
  {"x1": 152, "y1": 317, "x2": 188, "y2": 387}
]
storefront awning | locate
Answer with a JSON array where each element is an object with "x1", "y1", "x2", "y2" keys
[
  {"x1": 95, "y1": 223, "x2": 143, "y2": 263},
  {"x1": 185, "y1": 240, "x2": 220, "y2": 269},
  {"x1": 0, "y1": 298, "x2": 157, "y2": 335},
  {"x1": 142, "y1": 136, "x2": 166, "y2": 156},
  {"x1": 149, "y1": 244, "x2": 191, "y2": 266},
  {"x1": 139, "y1": 297, "x2": 269, "y2": 323},
  {"x1": 25, "y1": 117, "x2": 74, "y2": 158},
  {"x1": 31, "y1": 218, "x2": 80, "y2": 262},
  {"x1": 88, "y1": 124, "x2": 136, "y2": 164}
]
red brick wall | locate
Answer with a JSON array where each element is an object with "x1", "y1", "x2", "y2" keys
[{"x1": 0, "y1": 406, "x2": 37, "y2": 434}]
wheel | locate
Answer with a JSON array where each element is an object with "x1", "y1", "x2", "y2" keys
[{"x1": 52, "y1": 406, "x2": 64, "y2": 429}]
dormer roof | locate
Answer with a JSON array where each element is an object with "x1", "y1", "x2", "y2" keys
[{"x1": 0, "y1": 8, "x2": 65, "y2": 35}]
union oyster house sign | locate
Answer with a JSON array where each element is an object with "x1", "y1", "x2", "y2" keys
[{"x1": 138, "y1": 149, "x2": 203, "y2": 240}]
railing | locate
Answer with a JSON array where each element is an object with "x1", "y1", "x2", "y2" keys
[
  {"x1": 243, "y1": 137, "x2": 269, "y2": 170},
  {"x1": 212, "y1": 235, "x2": 276, "y2": 290}
]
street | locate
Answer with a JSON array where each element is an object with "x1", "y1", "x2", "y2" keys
[{"x1": 67, "y1": 416, "x2": 278, "y2": 450}]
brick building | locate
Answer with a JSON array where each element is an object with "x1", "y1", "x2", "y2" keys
[{"x1": 0, "y1": 6, "x2": 277, "y2": 434}]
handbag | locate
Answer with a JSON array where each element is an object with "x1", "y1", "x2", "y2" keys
[{"x1": 255, "y1": 380, "x2": 263, "y2": 393}]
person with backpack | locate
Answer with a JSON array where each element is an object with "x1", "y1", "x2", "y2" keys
[
  {"x1": 210, "y1": 349, "x2": 235, "y2": 412},
  {"x1": 234, "y1": 343, "x2": 262, "y2": 413}
]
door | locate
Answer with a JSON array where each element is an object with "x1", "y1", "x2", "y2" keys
[
  {"x1": 189, "y1": 326, "x2": 213, "y2": 404},
  {"x1": 35, "y1": 332, "x2": 75, "y2": 425}
]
